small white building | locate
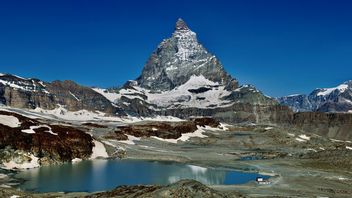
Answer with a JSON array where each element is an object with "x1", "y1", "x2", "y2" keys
[{"x1": 256, "y1": 177, "x2": 271, "y2": 185}]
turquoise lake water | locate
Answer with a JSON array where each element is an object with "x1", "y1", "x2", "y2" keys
[{"x1": 16, "y1": 159, "x2": 268, "y2": 193}]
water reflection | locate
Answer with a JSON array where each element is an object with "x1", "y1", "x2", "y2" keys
[{"x1": 16, "y1": 159, "x2": 268, "y2": 193}]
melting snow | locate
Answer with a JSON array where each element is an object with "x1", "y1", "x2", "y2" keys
[
  {"x1": 0, "y1": 115, "x2": 21, "y2": 128},
  {"x1": 296, "y1": 134, "x2": 310, "y2": 142},
  {"x1": 346, "y1": 146, "x2": 352, "y2": 150},
  {"x1": 118, "y1": 135, "x2": 141, "y2": 145},
  {"x1": 2, "y1": 154, "x2": 39, "y2": 169},
  {"x1": 152, "y1": 126, "x2": 208, "y2": 144},
  {"x1": 69, "y1": 91, "x2": 80, "y2": 101},
  {"x1": 90, "y1": 140, "x2": 109, "y2": 159},
  {"x1": 21, "y1": 125, "x2": 57, "y2": 135},
  {"x1": 298, "y1": 134, "x2": 310, "y2": 141},
  {"x1": 287, "y1": 133, "x2": 295, "y2": 137}
]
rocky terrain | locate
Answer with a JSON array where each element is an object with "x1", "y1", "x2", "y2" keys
[
  {"x1": 278, "y1": 80, "x2": 352, "y2": 113},
  {"x1": 0, "y1": 110, "x2": 94, "y2": 168},
  {"x1": 85, "y1": 180, "x2": 240, "y2": 198}
]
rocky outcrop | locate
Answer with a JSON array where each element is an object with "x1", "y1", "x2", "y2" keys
[
  {"x1": 0, "y1": 74, "x2": 124, "y2": 115},
  {"x1": 108, "y1": 118, "x2": 220, "y2": 140},
  {"x1": 0, "y1": 110, "x2": 94, "y2": 165},
  {"x1": 84, "y1": 179, "x2": 238, "y2": 198}
]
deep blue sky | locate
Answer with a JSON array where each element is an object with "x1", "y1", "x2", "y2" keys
[{"x1": 0, "y1": 0, "x2": 351, "y2": 97}]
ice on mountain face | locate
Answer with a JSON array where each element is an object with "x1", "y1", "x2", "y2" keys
[
  {"x1": 0, "y1": 75, "x2": 49, "y2": 93},
  {"x1": 92, "y1": 88, "x2": 120, "y2": 103},
  {"x1": 117, "y1": 75, "x2": 233, "y2": 109},
  {"x1": 316, "y1": 84, "x2": 349, "y2": 96}
]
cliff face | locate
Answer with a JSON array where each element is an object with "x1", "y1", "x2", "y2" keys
[
  {"x1": 0, "y1": 110, "x2": 94, "y2": 165},
  {"x1": 291, "y1": 112, "x2": 352, "y2": 140}
]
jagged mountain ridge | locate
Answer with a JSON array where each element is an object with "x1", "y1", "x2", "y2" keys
[
  {"x1": 0, "y1": 73, "x2": 124, "y2": 115},
  {"x1": 278, "y1": 80, "x2": 352, "y2": 113}
]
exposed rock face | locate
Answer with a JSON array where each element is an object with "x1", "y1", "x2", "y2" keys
[
  {"x1": 0, "y1": 74, "x2": 124, "y2": 115},
  {"x1": 278, "y1": 80, "x2": 352, "y2": 113},
  {"x1": 0, "y1": 110, "x2": 94, "y2": 165},
  {"x1": 136, "y1": 18, "x2": 238, "y2": 91},
  {"x1": 290, "y1": 112, "x2": 352, "y2": 140},
  {"x1": 108, "y1": 117, "x2": 219, "y2": 140},
  {"x1": 84, "y1": 179, "x2": 237, "y2": 198}
]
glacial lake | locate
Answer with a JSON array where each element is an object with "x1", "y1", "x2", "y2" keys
[{"x1": 15, "y1": 159, "x2": 269, "y2": 193}]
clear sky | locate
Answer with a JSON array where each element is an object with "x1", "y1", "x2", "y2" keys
[{"x1": 0, "y1": 0, "x2": 351, "y2": 97}]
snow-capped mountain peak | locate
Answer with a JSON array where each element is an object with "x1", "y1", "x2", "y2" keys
[
  {"x1": 175, "y1": 18, "x2": 189, "y2": 31},
  {"x1": 136, "y1": 19, "x2": 238, "y2": 91}
]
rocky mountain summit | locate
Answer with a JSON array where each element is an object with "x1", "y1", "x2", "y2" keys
[
  {"x1": 278, "y1": 80, "x2": 352, "y2": 113},
  {"x1": 95, "y1": 19, "x2": 279, "y2": 121},
  {"x1": 136, "y1": 18, "x2": 238, "y2": 91}
]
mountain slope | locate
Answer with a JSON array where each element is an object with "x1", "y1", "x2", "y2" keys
[
  {"x1": 0, "y1": 73, "x2": 124, "y2": 115},
  {"x1": 278, "y1": 80, "x2": 352, "y2": 113}
]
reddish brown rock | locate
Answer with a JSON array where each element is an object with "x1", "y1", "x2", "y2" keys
[{"x1": 0, "y1": 110, "x2": 93, "y2": 163}]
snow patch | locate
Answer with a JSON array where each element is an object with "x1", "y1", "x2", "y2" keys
[
  {"x1": 118, "y1": 135, "x2": 141, "y2": 145},
  {"x1": 287, "y1": 133, "x2": 295, "y2": 137},
  {"x1": 346, "y1": 146, "x2": 352, "y2": 150},
  {"x1": 298, "y1": 134, "x2": 310, "y2": 141},
  {"x1": 72, "y1": 158, "x2": 82, "y2": 163},
  {"x1": 0, "y1": 115, "x2": 21, "y2": 128},
  {"x1": 69, "y1": 91, "x2": 80, "y2": 101},
  {"x1": 21, "y1": 125, "x2": 57, "y2": 135},
  {"x1": 92, "y1": 88, "x2": 120, "y2": 103},
  {"x1": 90, "y1": 140, "x2": 109, "y2": 159},
  {"x1": 2, "y1": 154, "x2": 39, "y2": 169},
  {"x1": 219, "y1": 123, "x2": 230, "y2": 131}
]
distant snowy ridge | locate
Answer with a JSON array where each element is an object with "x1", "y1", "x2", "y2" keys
[{"x1": 278, "y1": 80, "x2": 352, "y2": 113}]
